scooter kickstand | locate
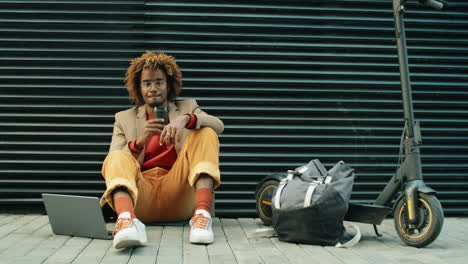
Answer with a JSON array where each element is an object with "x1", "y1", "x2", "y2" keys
[{"x1": 373, "y1": 224, "x2": 383, "y2": 237}]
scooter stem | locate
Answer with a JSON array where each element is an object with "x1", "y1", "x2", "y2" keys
[
  {"x1": 393, "y1": 0, "x2": 424, "y2": 224},
  {"x1": 393, "y1": 0, "x2": 416, "y2": 138}
]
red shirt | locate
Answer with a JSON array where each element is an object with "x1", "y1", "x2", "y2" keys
[{"x1": 129, "y1": 113, "x2": 197, "y2": 171}]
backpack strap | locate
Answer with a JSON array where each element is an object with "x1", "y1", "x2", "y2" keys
[
  {"x1": 303, "y1": 182, "x2": 318, "y2": 208},
  {"x1": 334, "y1": 224, "x2": 361, "y2": 248},
  {"x1": 324, "y1": 175, "x2": 333, "y2": 184},
  {"x1": 274, "y1": 180, "x2": 287, "y2": 209},
  {"x1": 274, "y1": 170, "x2": 296, "y2": 209},
  {"x1": 286, "y1": 170, "x2": 295, "y2": 181}
]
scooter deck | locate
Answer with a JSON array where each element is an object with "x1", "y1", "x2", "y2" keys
[{"x1": 345, "y1": 203, "x2": 392, "y2": 225}]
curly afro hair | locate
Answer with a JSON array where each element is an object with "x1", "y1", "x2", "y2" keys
[{"x1": 125, "y1": 52, "x2": 182, "y2": 105}]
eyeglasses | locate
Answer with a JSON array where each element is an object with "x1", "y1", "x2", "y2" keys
[{"x1": 141, "y1": 80, "x2": 166, "y2": 88}]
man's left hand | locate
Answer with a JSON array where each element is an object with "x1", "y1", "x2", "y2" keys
[{"x1": 160, "y1": 115, "x2": 190, "y2": 148}]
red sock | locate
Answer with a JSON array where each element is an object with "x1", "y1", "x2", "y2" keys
[
  {"x1": 194, "y1": 188, "x2": 212, "y2": 213},
  {"x1": 114, "y1": 196, "x2": 136, "y2": 219}
]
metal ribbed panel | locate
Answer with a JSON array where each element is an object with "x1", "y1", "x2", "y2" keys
[
  {"x1": 1, "y1": 0, "x2": 467, "y2": 216},
  {"x1": 0, "y1": 0, "x2": 144, "y2": 205}
]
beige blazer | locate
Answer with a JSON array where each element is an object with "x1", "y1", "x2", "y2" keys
[{"x1": 108, "y1": 99, "x2": 224, "y2": 165}]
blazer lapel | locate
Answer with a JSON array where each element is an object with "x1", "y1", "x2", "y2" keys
[
  {"x1": 136, "y1": 105, "x2": 146, "y2": 138},
  {"x1": 168, "y1": 101, "x2": 179, "y2": 124}
]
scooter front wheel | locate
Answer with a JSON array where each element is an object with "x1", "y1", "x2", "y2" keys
[{"x1": 394, "y1": 193, "x2": 444, "y2": 247}]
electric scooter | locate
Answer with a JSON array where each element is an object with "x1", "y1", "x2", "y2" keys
[{"x1": 255, "y1": 0, "x2": 446, "y2": 248}]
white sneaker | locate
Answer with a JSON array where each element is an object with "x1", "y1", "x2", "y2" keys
[
  {"x1": 113, "y1": 212, "x2": 147, "y2": 249},
  {"x1": 189, "y1": 209, "x2": 214, "y2": 244}
]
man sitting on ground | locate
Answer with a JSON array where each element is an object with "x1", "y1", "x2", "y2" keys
[{"x1": 100, "y1": 51, "x2": 223, "y2": 248}]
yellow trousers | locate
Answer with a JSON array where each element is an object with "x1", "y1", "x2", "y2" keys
[{"x1": 100, "y1": 127, "x2": 221, "y2": 223}]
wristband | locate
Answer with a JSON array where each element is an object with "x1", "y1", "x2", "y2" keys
[
  {"x1": 129, "y1": 140, "x2": 143, "y2": 154},
  {"x1": 185, "y1": 113, "x2": 197, "y2": 129}
]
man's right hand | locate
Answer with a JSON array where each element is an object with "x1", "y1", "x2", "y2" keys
[{"x1": 135, "y1": 118, "x2": 166, "y2": 150}]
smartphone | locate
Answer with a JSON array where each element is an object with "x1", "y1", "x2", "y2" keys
[{"x1": 153, "y1": 107, "x2": 169, "y2": 125}]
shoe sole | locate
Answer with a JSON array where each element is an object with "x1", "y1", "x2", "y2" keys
[
  {"x1": 114, "y1": 239, "x2": 145, "y2": 249},
  {"x1": 190, "y1": 240, "x2": 214, "y2": 244},
  {"x1": 189, "y1": 237, "x2": 214, "y2": 244}
]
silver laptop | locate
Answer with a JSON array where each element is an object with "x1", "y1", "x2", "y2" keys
[{"x1": 42, "y1": 193, "x2": 113, "y2": 240}]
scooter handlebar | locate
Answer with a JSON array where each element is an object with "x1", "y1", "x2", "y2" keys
[{"x1": 419, "y1": 0, "x2": 446, "y2": 9}]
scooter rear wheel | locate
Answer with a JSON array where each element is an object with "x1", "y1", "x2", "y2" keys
[
  {"x1": 255, "y1": 180, "x2": 280, "y2": 226},
  {"x1": 394, "y1": 193, "x2": 444, "y2": 247}
]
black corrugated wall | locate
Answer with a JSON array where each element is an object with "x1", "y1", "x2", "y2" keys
[{"x1": 1, "y1": 0, "x2": 467, "y2": 216}]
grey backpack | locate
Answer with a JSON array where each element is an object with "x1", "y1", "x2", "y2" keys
[{"x1": 272, "y1": 159, "x2": 360, "y2": 247}]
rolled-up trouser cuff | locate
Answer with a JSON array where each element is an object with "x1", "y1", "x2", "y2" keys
[
  {"x1": 188, "y1": 161, "x2": 221, "y2": 189},
  {"x1": 99, "y1": 151, "x2": 141, "y2": 210},
  {"x1": 100, "y1": 178, "x2": 139, "y2": 212}
]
